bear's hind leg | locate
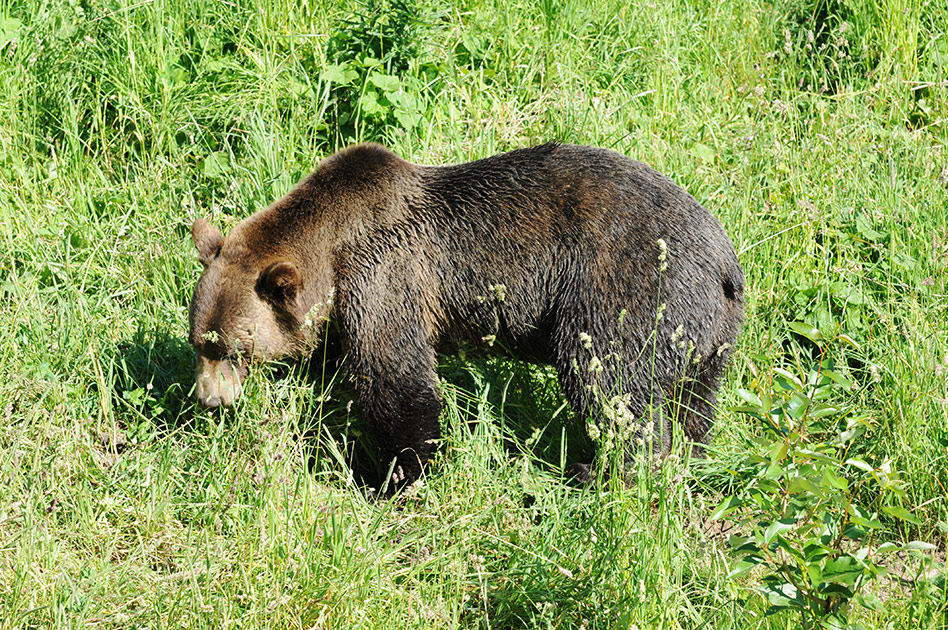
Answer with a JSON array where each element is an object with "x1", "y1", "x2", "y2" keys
[
  {"x1": 552, "y1": 329, "x2": 673, "y2": 478},
  {"x1": 672, "y1": 365, "x2": 723, "y2": 458}
]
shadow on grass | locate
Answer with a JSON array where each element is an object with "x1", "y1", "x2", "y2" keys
[
  {"x1": 439, "y1": 355, "x2": 594, "y2": 475},
  {"x1": 104, "y1": 325, "x2": 590, "y2": 492},
  {"x1": 108, "y1": 327, "x2": 196, "y2": 434},
  {"x1": 295, "y1": 347, "x2": 593, "y2": 495}
]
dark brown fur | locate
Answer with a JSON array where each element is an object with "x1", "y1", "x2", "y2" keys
[{"x1": 188, "y1": 143, "x2": 744, "y2": 491}]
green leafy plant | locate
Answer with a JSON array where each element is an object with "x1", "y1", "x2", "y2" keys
[
  {"x1": 320, "y1": 0, "x2": 433, "y2": 143},
  {"x1": 714, "y1": 322, "x2": 934, "y2": 628}
]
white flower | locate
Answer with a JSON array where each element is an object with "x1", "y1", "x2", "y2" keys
[
  {"x1": 579, "y1": 331, "x2": 592, "y2": 350},
  {"x1": 587, "y1": 357, "x2": 603, "y2": 374}
]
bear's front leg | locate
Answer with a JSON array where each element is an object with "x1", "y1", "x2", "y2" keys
[
  {"x1": 356, "y1": 364, "x2": 442, "y2": 496},
  {"x1": 337, "y1": 286, "x2": 442, "y2": 496}
]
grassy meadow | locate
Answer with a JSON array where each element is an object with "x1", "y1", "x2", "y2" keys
[{"x1": 1, "y1": 0, "x2": 947, "y2": 627}]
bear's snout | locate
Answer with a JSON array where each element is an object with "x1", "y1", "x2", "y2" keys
[{"x1": 195, "y1": 355, "x2": 243, "y2": 408}]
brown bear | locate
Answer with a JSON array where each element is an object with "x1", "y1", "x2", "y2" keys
[{"x1": 188, "y1": 142, "x2": 744, "y2": 491}]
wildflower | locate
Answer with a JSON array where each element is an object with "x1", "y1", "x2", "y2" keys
[
  {"x1": 603, "y1": 394, "x2": 636, "y2": 441},
  {"x1": 586, "y1": 422, "x2": 601, "y2": 441},
  {"x1": 488, "y1": 283, "x2": 506, "y2": 302},
  {"x1": 579, "y1": 331, "x2": 593, "y2": 350},
  {"x1": 671, "y1": 324, "x2": 684, "y2": 344},
  {"x1": 656, "y1": 302, "x2": 666, "y2": 321},
  {"x1": 587, "y1": 356, "x2": 603, "y2": 374},
  {"x1": 656, "y1": 239, "x2": 668, "y2": 272},
  {"x1": 641, "y1": 419, "x2": 655, "y2": 443},
  {"x1": 603, "y1": 427, "x2": 615, "y2": 451}
]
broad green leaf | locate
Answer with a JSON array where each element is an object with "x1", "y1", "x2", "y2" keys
[
  {"x1": 876, "y1": 542, "x2": 899, "y2": 554},
  {"x1": 737, "y1": 388, "x2": 762, "y2": 407},
  {"x1": 728, "y1": 556, "x2": 763, "y2": 578},
  {"x1": 358, "y1": 90, "x2": 384, "y2": 115},
  {"x1": 842, "y1": 525, "x2": 867, "y2": 540},
  {"x1": 855, "y1": 213, "x2": 885, "y2": 241},
  {"x1": 710, "y1": 496, "x2": 741, "y2": 521},
  {"x1": 836, "y1": 333, "x2": 862, "y2": 350},
  {"x1": 692, "y1": 143, "x2": 715, "y2": 163},
  {"x1": 808, "y1": 404, "x2": 839, "y2": 419},
  {"x1": 839, "y1": 427, "x2": 864, "y2": 444},
  {"x1": 819, "y1": 613, "x2": 854, "y2": 630},
  {"x1": 0, "y1": 17, "x2": 23, "y2": 48},
  {"x1": 849, "y1": 511, "x2": 883, "y2": 530},
  {"x1": 394, "y1": 109, "x2": 422, "y2": 129},
  {"x1": 893, "y1": 252, "x2": 917, "y2": 270},
  {"x1": 320, "y1": 63, "x2": 356, "y2": 85},
  {"x1": 822, "y1": 369, "x2": 855, "y2": 390},
  {"x1": 788, "y1": 476, "x2": 821, "y2": 496},
  {"x1": 774, "y1": 535, "x2": 804, "y2": 561},
  {"x1": 787, "y1": 394, "x2": 810, "y2": 419},
  {"x1": 763, "y1": 518, "x2": 795, "y2": 545},
  {"x1": 203, "y1": 151, "x2": 230, "y2": 177},
  {"x1": 804, "y1": 541, "x2": 831, "y2": 561},
  {"x1": 901, "y1": 540, "x2": 935, "y2": 552},
  {"x1": 797, "y1": 447, "x2": 836, "y2": 463},
  {"x1": 856, "y1": 592, "x2": 883, "y2": 610},
  {"x1": 837, "y1": 282, "x2": 867, "y2": 305},
  {"x1": 763, "y1": 463, "x2": 784, "y2": 480},
  {"x1": 788, "y1": 321, "x2": 824, "y2": 345},
  {"x1": 758, "y1": 581, "x2": 802, "y2": 608},
  {"x1": 845, "y1": 458, "x2": 874, "y2": 473},
  {"x1": 774, "y1": 367, "x2": 805, "y2": 390},
  {"x1": 882, "y1": 505, "x2": 922, "y2": 526},
  {"x1": 769, "y1": 440, "x2": 788, "y2": 463},
  {"x1": 368, "y1": 72, "x2": 401, "y2": 92},
  {"x1": 823, "y1": 555, "x2": 863, "y2": 586},
  {"x1": 728, "y1": 535, "x2": 759, "y2": 553}
]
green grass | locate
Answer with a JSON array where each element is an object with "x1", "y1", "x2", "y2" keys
[{"x1": 1, "y1": 0, "x2": 947, "y2": 627}]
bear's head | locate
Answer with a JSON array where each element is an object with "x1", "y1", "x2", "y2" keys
[{"x1": 188, "y1": 218, "x2": 311, "y2": 407}]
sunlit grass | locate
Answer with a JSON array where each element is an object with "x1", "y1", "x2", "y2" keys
[{"x1": 0, "y1": 0, "x2": 946, "y2": 627}]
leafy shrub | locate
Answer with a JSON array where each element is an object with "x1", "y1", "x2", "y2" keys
[
  {"x1": 320, "y1": 0, "x2": 434, "y2": 144},
  {"x1": 714, "y1": 322, "x2": 934, "y2": 628}
]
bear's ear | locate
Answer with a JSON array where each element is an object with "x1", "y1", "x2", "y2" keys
[
  {"x1": 192, "y1": 218, "x2": 223, "y2": 266},
  {"x1": 257, "y1": 261, "x2": 304, "y2": 316}
]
